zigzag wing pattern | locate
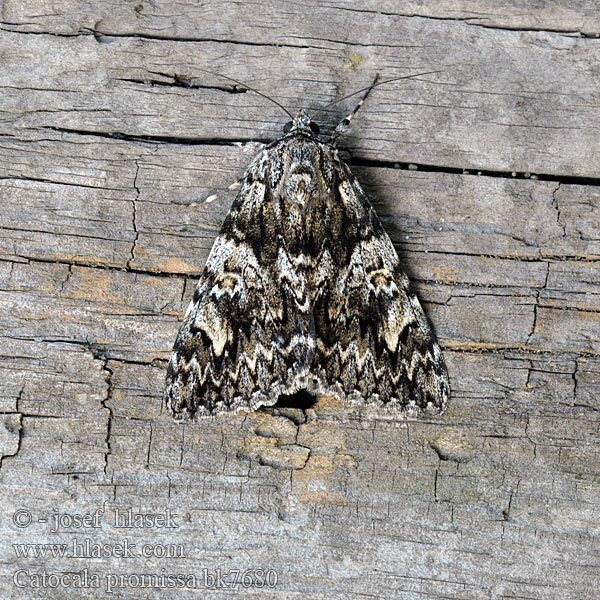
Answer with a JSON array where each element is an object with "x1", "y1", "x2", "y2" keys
[
  {"x1": 165, "y1": 147, "x2": 315, "y2": 417},
  {"x1": 307, "y1": 158, "x2": 449, "y2": 414},
  {"x1": 166, "y1": 119, "x2": 449, "y2": 418}
]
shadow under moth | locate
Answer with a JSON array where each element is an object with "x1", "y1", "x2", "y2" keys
[{"x1": 165, "y1": 73, "x2": 449, "y2": 419}]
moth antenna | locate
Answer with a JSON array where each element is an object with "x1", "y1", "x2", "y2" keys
[
  {"x1": 329, "y1": 74, "x2": 381, "y2": 145},
  {"x1": 314, "y1": 70, "x2": 443, "y2": 123},
  {"x1": 195, "y1": 68, "x2": 294, "y2": 120}
]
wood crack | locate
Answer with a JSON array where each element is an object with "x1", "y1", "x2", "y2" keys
[
  {"x1": 127, "y1": 160, "x2": 140, "y2": 270},
  {"x1": 350, "y1": 158, "x2": 600, "y2": 188},
  {"x1": 22, "y1": 127, "x2": 600, "y2": 187},
  {"x1": 0, "y1": 386, "x2": 24, "y2": 472},
  {"x1": 317, "y1": 8, "x2": 600, "y2": 38},
  {"x1": 526, "y1": 261, "x2": 550, "y2": 345}
]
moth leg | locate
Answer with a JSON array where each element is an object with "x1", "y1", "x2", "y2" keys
[
  {"x1": 198, "y1": 142, "x2": 267, "y2": 204},
  {"x1": 199, "y1": 177, "x2": 243, "y2": 204},
  {"x1": 330, "y1": 74, "x2": 380, "y2": 146},
  {"x1": 183, "y1": 191, "x2": 226, "y2": 206},
  {"x1": 233, "y1": 141, "x2": 267, "y2": 154}
]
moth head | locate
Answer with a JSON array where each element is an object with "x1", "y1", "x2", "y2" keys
[{"x1": 283, "y1": 110, "x2": 320, "y2": 136}]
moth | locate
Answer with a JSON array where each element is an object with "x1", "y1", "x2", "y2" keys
[{"x1": 165, "y1": 73, "x2": 449, "y2": 419}]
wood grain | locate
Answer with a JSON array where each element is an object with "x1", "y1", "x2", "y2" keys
[{"x1": 1, "y1": 1, "x2": 599, "y2": 598}]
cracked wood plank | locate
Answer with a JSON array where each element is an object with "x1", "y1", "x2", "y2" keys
[
  {"x1": 3, "y1": 0, "x2": 600, "y2": 38},
  {"x1": 0, "y1": 1, "x2": 599, "y2": 599},
  {"x1": 1, "y1": 7, "x2": 600, "y2": 178}
]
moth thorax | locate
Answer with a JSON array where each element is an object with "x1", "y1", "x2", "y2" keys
[{"x1": 285, "y1": 172, "x2": 316, "y2": 206}]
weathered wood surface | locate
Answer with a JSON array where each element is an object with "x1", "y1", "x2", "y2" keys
[{"x1": 1, "y1": 1, "x2": 599, "y2": 598}]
